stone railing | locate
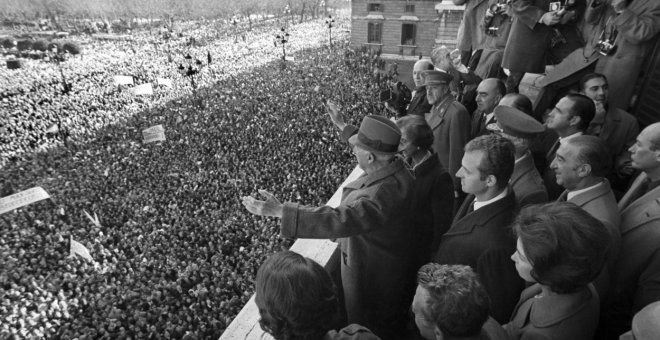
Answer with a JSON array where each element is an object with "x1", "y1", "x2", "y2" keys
[{"x1": 219, "y1": 166, "x2": 364, "y2": 340}]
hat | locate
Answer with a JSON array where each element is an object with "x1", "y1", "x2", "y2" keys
[
  {"x1": 492, "y1": 105, "x2": 545, "y2": 139},
  {"x1": 423, "y1": 70, "x2": 453, "y2": 86},
  {"x1": 348, "y1": 115, "x2": 401, "y2": 155}
]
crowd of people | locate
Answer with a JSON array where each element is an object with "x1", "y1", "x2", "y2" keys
[
  {"x1": 0, "y1": 13, "x2": 396, "y2": 339},
  {"x1": 3, "y1": 0, "x2": 660, "y2": 339}
]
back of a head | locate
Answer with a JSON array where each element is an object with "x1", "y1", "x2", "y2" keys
[
  {"x1": 396, "y1": 115, "x2": 434, "y2": 151},
  {"x1": 417, "y1": 263, "x2": 490, "y2": 338},
  {"x1": 564, "y1": 93, "x2": 596, "y2": 132},
  {"x1": 513, "y1": 202, "x2": 610, "y2": 294},
  {"x1": 255, "y1": 251, "x2": 338, "y2": 340},
  {"x1": 499, "y1": 93, "x2": 534, "y2": 117},
  {"x1": 564, "y1": 135, "x2": 612, "y2": 178},
  {"x1": 430, "y1": 46, "x2": 452, "y2": 71},
  {"x1": 465, "y1": 134, "x2": 515, "y2": 189}
]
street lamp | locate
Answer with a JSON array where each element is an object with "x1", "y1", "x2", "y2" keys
[
  {"x1": 275, "y1": 27, "x2": 290, "y2": 60},
  {"x1": 325, "y1": 15, "x2": 335, "y2": 47}
]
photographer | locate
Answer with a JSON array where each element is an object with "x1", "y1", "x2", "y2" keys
[{"x1": 590, "y1": 0, "x2": 660, "y2": 111}]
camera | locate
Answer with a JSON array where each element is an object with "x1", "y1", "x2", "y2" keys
[
  {"x1": 549, "y1": 1, "x2": 563, "y2": 11},
  {"x1": 490, "y1": 3, "x2": 508, "y2": 14},
  {"x1": 596, "y1": 28, "x2": 618, "y2": 56},
  {"x1": 379, "y1": 81, "x2": 412, "y2": 116}
]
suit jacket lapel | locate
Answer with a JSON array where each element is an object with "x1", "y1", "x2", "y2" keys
[{"x1": 446, "y1": 192, "x2": 516, "y2": 236}]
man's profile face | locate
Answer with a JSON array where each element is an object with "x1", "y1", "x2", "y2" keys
[
  {"x1": 475, "y1": 80, "x2": 500, "y2": 113},
  {"x1": 629, "y1": 126, "x2": 660, "y2": 171},
  {"x1": 550, "y1": 142, "x2": 583, "y2": 190},
  {"x1": 426, "y1": 84, "x2": 447, "y2": 106},
  {"x1": 546, "y1": 97, "x2": 576, "y2": 133},
  {"x1": 352, "y1": 145, "x2": 370, "y2": 171},
  {"x1": 413, "y1": 62, "x2": 429, "y2": 88},
  {"x1": 456, "y1": 151, "x2": 489, "y2": 196},
  {"x1": 582, "y1": 77, "x2": 609, "y2": 105},
  {"x1": 411, "y1": 285, "x2": 436, "y2": 340}
]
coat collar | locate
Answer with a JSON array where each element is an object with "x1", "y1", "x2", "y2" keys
[
  {"x1": 562, "y1": 179, "x2": 612, "y2": 207},
  {"x1": 344, "y1": 158, "x2": 407, "y2": 190},
  {"x1": 447, "y1": 190, "x2": 517, "y2": 235},
  {"x1": 511, "y1": 283, "x2": 597, "y2": 328},
  {"x1": 511, "y1": 153, "x2": 535, "y2": 186},
  {"x1": 413, "y1": 152, "x2": 445, "y2": 176}
]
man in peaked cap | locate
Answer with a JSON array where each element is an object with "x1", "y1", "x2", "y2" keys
[
  {"x1": 423, "y1": 70, "x2": 471, "y2": 204},
  {"x1": 490, "y1": 105, "x2": 548, "y2": 207},
  {"x1": 243, "y1": 106, "x2": 415, "y2": 339}
]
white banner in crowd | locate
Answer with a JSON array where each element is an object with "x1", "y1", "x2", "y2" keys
[
  {"x1": 0, "y1": 187, "x2": 51, "y2": 215},
  {"x1": 113, "y1": 75, "x2": 134, "y2": 86},
  {"x1": 143, "y1": 125, "x2": 166, "y2": 143},
  {"x1": 70, "y1": 236, "x2": 94, "y2": 262},
  {"x1": 157, "y1": 78, "x2": 173, "y2": 89},
  {"x1": 131, "y1": 83, "x2": 153, "y2": 96}
]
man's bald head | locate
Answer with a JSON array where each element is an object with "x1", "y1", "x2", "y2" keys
[
  {"x1": 413, "y1": 60, "x2": 434, "y2": 88},
  {"x1": 629, "y1": 122, "x2": 660, "y2": 178},
  {"x1": 476, "y1": 78, "x2": 506, "y2": 113}
]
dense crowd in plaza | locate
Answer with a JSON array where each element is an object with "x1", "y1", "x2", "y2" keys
[
  {"x1": 3, "y1": 0, "x2": 660, "y2": 339},
  {"x1": 0, "y1": 15, "x2": 391, "y2": 339}
]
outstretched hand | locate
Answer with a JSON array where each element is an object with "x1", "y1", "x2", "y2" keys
[
  {"x1": 326, "y1": 100, "x2": 347, "y2": 131},
  {"x1": 241, "y1": 189, "x2": 284, "y2": 218}
]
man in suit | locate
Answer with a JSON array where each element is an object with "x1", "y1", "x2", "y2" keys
[
  {"x1": 242, "y1": 113, "x2": 415, "y2": 339},
  {"x1": 424, "y1": 70, "x2": 471, "y2": 199},
  {"x1": 471, "y1": 78, "x2": 506, "y2": 139},
  {"x1": 551, "y1": 135, "x2": 621, "y2": 301},
  {"x1": 405, "y1": 59, "x2": 434, "y2": 117},
  {"x1": 581, "y1": 73, "x2": 639, "y2": 193},
  {"x1": 602, "y1": 122, "x2": 660, "y2": 339},
  {"x1": 491, "y1": 105, "x2": 548, "y2": 207},
  {"x1": 501, "y1": 0, "x2": 561, "y2": 93},
  {"x1": 433, "y1": 134, "x2": 525, "y2": 324},
  {"x1": 541, "y1": 93, "x2": 595, "y2": 200}
]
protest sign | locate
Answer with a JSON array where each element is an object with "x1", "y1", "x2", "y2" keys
[
  {"x1": 131, "y1": 83, "x2": 153, "y2": 96},
  {"x1": 157, "y1": 78, "x2": 173, "y2": 89},
  {"x1": 70, "y1": 236, "x2": 94, "y2": 262},
  {"x1": 113, "y1": 75, "x2": 134, "y2": 86},
  {"x1": 0, "y1": 187, "x2": 51, "y2": 215},
  {"x1": 143, "y1": 125, "x2": 166, "y2": 143}
]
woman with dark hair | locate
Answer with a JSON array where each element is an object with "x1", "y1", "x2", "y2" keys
[
  {"x1": 396, "y1": 115, "x2": 454, "y2": 263},
  {"x1": 255, "y1": 251, "x2": 380, "y2": 340},
  {"x1": 505, "y1": 202, "x2": 611, "y2": 340}
]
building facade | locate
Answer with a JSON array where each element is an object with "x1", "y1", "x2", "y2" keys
[{"x1": 351, "y1": 0, "x2": 463, "y2": 58}]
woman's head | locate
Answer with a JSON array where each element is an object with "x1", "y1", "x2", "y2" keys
[
  {"x1": 255, "y1": 251, "x2": 338, "y2": 340},
  {"x1": 396, "y1": 115, "x2": 434, "y2": 158},
  {"x1": 511, "y1": 202, "x2": 610, "y2": 294}
]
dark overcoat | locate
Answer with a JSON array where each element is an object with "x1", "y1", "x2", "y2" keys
[
  {"x1": 502, "y1": 0, "x2": 552, "y2": 73},
  {"x1": 433, "y1": 191, "x2": 525, "y2": 324},
  {"x1": 281, "y1": 133, "x2": 415, "y2": 337}
]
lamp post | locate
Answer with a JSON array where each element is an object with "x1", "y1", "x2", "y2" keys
[
  {"x1": 325, "y1": 15, "x2": 335, "y2": 47},
  {"x1": 275, "y1": 27, "x2": 290, "y2": 60},
  {"x1": 177, "y1": 53, "x2": 206, "y2": 108}
]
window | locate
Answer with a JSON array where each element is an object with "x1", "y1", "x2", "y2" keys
[
  {"x1": 368, "y1": 22, "x2": 382, "y2": 43},
  {"x1": 368, "y1": 3, "x2": 382, "y2": 12},
  {"x1": 401, "y1": 23, "x2": 416, "y2": 45},
  {"x1": 405, "y1": 4, "x2": 415, "y2": 13}
]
